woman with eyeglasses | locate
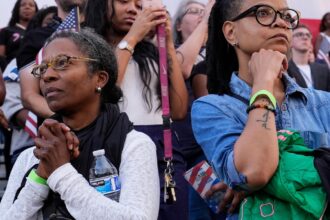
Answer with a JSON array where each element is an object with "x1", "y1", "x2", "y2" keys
[
  {"x1": 191, "y1": 0, "x2": 330, "y2": 219},
  {"x1": 0, "y1": 29, "x2": 159, "y2": 220}
]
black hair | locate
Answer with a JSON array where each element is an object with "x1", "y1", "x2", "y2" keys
[
  {"x1": 45, "y1": 28, "x2": 122, "y2": 104},
  {"x1": 8, "y1": 0, "x2": 39, "y2": 27},
  {"x1": 319, "y1": 12, "x2": 330, "y2": 32},
  {"x1": 207, "y1": 0, "x2": 242, "y2": 95},
  {"x1": 26, "y1": 6, "x2": 57, "y2": 31},
  {"x1": 84, "y1": 0, "x2": 160, "y2": 111}
]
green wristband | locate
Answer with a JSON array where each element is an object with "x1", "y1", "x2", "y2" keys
[
  {"x1": 28, "y1": 169, "x2": 47, "y2": 185},
  {"x1": 250, "y1": 90, "x2": 276, "y2": 107}
]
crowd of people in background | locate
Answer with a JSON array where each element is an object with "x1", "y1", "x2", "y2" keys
[{"x1": 0, "y1": 0, "x2": 330, "y2": 219}]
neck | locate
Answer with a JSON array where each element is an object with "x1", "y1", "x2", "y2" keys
[
  {"x1": 291, "y1": 49, "x2": 309, "y2": 65},
  {"x1": 62, "y1": 101, "x2": 101, "y2": 131},
  {"x1": 106, "y1": 29, "x2": 125, "y2": 46},
  {"x1": 18, "y1": 20, "x2": 28, "y2": 29}
]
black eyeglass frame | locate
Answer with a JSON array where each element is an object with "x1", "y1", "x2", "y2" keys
[
  {"x1": 31, "y1": 54, "x2": 99, "y2": 79},
  {"x1": 231, "y1": 4, "x2": 300, "y2": 29}
]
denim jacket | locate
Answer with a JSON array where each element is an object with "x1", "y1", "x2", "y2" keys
[{"x1": 191, "y1": 73, "x2": 330, "y2": 190}]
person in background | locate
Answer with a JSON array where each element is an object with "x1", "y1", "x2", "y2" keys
[
  {"x1": 192, "y1": 0, "x2": 330, "y2": 219},
  {"x1": 315, "y1": 12, "x2": 330, "y2": 65},
  {"x1": 288, "y1": 24, "x2": 330, "y2": 91},
  {"x1": 0, "y1": 28, "x2": 159, "y2": 220},
  {"x1": 84, "y1": 0, "x2": 188, "y2": 219},
  {"x1": 173, "y1": 0, "x2": 214, "y2": 78},
  {"x1": 26, "y1": 6, "x2": 57, "y2": 30},
  {"x1": 18, "y1": 0, "x2": 86, "y2": 120},
  {"x1": 0, "y1": 0, "x2": 38, "y2": 71},
  {"x1": 172, "y1": 1, "x2": 218, "y2": 219}
]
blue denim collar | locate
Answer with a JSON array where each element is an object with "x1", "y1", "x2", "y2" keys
[{"x1": 229, "y1": 72, "x2": 308, "y2": 105}]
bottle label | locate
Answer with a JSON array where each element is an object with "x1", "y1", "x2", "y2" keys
[{"x1": 90, "y1": 175, "x2": 121, "y2": 195}]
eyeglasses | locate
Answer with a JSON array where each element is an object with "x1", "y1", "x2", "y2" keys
[
  {"x1": 231, "y1": 4, "x2": 300, "y2": 29},
  {"x1": 183, "y1": 7, "x2": 205, "y2": 17},
  {"x1": 293, "y1": 32, "x2": 312, "y2": 39},
  {"x1": 31, "y1": 54, "x2": 99, "y2": 78}
]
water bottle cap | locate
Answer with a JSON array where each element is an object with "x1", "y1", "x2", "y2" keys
[{"x1": 93, "y1": 149, "x2": 105, "y2": 156}]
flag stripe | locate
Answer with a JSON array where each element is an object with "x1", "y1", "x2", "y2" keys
[{"x1": 196, "y1": 167, "x2": 213, "y2": 194}]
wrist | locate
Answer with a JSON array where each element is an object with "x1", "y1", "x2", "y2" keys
[
  {"x1": 28, "y1": 169, "x2": 47, "y2": 185},
  {"x1": 250, "y1": 90, "x2": 276, "y2": 108},
  {"x1": 251, "y1": 83, "x2": 274, "y2": 95},
  {"x1": 123, "y1": 34, "x2": 138, "y2": 48}
]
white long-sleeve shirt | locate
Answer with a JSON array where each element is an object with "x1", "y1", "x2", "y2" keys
[{"x1": 0, "y1": 130, "x2": 160, "y2": 220}]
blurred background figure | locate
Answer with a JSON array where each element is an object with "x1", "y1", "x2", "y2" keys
[
  {"x1": 26, "y1": 6, "x2": 57, "y2": 30},
  {"x1": 315, "y1": 12, "x2": 330, "y2": 66},
  {"x1": 288, "y1": 24, "x2": 330, "y2": 91},
  {"x1": 173, "y1": 0, "x2": 213, "y2": 78},
  {"x1": 172, "y1": 1, "x2": 227, "y2": 219},
  {"x1": 0, "y1": 0, "x2": 38, "y2": 71}
]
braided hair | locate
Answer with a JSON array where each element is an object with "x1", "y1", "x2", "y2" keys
[{"x1": 206, "y1": 0, "x2": 242, "y2": 94}]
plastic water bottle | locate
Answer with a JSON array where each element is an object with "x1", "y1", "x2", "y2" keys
[{"x1": 89, "y1": 149, "x2": 120, "y2": 201}]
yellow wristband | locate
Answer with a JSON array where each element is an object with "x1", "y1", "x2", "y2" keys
[
  {"x1": 250, "y1": 90, "x2": 276, "y2": 107},
  {"x1": 28, "y1": 169, "x2": 47, "y2": 185}
]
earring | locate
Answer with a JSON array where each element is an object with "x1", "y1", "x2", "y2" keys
[
  {"x1": 233, "y1": 42, "x2": 239, "y2": 47},
  {"x1": 96, "y1": 86, "x2": 102, "y2": 93}
]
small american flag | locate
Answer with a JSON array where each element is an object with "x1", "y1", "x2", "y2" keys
[
  {"x1": 184, "y1": 160, "x2": 219, "y2": 198},
  {"x1": 24, "y1": 111, "x2": 38, "y2": 138},
  {"x1": 35, "y1": 6, "x2": 80, "y2": 65},
  {"x1": 56, "y1": 6, "x2": 80, "y2": 32},
  {"x1": 184, "y1": 160, "x2": 224, "y2": 214}
]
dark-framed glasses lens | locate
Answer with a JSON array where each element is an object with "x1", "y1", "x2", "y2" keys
[
  {"x1": 255, "y1": 6, "x2": 276, "y2": 25},
  {"x1": 281, "y1": 9, "x2": 299, "y2": 28}
]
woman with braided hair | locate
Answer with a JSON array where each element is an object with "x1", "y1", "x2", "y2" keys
[{"x1": 192, "y1": 0, "x2": 330, "y2": 218}]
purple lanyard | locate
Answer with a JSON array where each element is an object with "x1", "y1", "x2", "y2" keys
[
  {"x1": 157, "y1": 24, "x2": 176, "y2": 203},
  {"x1": 157, "y1": 24, "x2": 172, "y2": 159}
]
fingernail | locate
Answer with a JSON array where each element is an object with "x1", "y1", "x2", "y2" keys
[{"x1": 69, "y1": 144, "x2": 73, "y2": 150}]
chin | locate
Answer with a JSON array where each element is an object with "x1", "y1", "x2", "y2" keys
[{"x1": 265, "y1": 44, "x2": 289, "y2": 54}]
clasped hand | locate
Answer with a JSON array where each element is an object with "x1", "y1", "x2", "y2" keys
[{"x1": 33, "y1": 119, "x2": 79, "y2": 179}]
